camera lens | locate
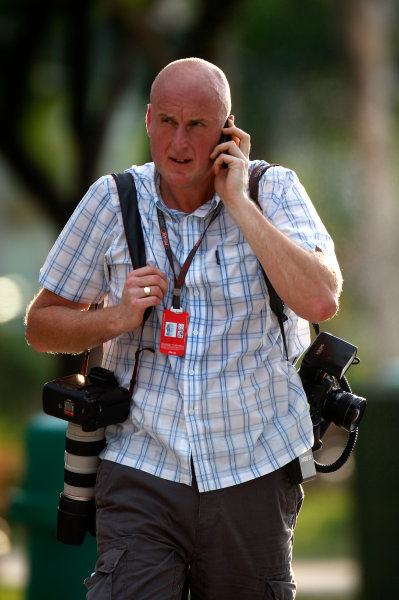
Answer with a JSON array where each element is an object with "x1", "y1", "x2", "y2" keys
[
  {"x1": 57, "y1": 492, "x2": 96, "y2": 546},
  {"x1": 322, "y1": 389, "x2": 366, "y2": 432},
  {"x1": 57, "y1": 422, "x2": 106, "y2": 545}
]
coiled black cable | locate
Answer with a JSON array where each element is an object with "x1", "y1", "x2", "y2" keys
[{"x1": 314, "y1": 374, "x2": 359, "y2": 473}]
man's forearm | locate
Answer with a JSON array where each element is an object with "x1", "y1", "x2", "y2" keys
[
  {"x1": 225, "y1": 195, "x2": 342, "y2": 322},
  {"x1": 25, "y1": 303, "x2": 127, "y2": 354},
  {"x1": 26, "y1": 268, "x2": 169, "y2": 355}
]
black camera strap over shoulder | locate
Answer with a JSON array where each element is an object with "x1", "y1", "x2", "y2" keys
[
  {"x1": 111, "y1": 172, "x2": 152, "y2": 324},
  {"x1": 249, "y1": 164, "x2": 290, "y2": 359},
  {"x1": 111, "y1": 173, "x2": 145, "y2": 272},
  {"x1": 110, "y1": 172, "x2": 155, "y2": 395},
  {"x1": 82, "y1": 172, "x2": 150, "y2": 384},
  {"x1": 249, "y1": 164, "x2": 320, "y2": 358}
]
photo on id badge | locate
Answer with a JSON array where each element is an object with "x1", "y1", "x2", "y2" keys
[{"x1": 160, "y1": 309, "x2": 189, "y2": 356}]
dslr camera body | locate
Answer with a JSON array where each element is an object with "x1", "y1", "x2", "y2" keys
[
  {"x1": 288, "y1": 332, "x2": 366, "y2": 485},
  {"x1": 298, "y1": 332, "x2": 366, "y2": 450},
  {"x1": 43, "y1": 366, "x2": 130, "y2": 432},
  {"x1": 43, "y1": 366, "x2": 131, "y2": 545}
]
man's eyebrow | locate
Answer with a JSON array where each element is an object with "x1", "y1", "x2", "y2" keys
[
  {"x1": 158, "y1": 112, "x2": 175, "y2": 120},
  {"x1": 188, "y1": 117, "x2": 207, "y2": 124},
  {"x1": 156, "y1": 112, "x2": 210, "y2": 124}
]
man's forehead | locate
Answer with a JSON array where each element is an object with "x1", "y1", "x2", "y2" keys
[
  {"x1": 151, "y1": 89, "x2": 224, "y2": 123},
  {"x1": 154, "y1": 79, "x2": 219, "y2": 105},
  {"x1": 153, "y1": 98, "x2": 220, "y2": 121}
]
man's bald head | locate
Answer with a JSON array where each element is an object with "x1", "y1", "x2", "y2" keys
[{"x1": 150, "y1": 58, "x2": 231, "y2": 120}]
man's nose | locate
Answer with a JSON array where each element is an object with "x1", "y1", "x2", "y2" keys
[{"x1": 172, "y1": 126, "x2": 189, "y2": 149}]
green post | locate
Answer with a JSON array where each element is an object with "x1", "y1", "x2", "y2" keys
[
  {"x1": 354, "y1": 376, "x2": 399, "y2": 597},
  {"x1": 9, "y1": 413, "x2": 98, "y2": 599}
]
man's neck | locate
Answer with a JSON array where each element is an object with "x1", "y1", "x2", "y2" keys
[{"x1": 159, "y1": 178, "x2": 215, "y2": 214}]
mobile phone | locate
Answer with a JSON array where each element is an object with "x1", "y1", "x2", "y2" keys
[
  {"x1": 219, "y1": 118, "x2": 232, "y2": 145},
  {"x1": 219, "y1": 118, "x2": 231, "y2": 168}
]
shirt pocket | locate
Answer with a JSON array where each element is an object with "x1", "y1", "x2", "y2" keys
[{"x1": 211, "y1": 241, "x2": 266, "y2": 317}]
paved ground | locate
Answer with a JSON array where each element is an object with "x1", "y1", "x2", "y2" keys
[
  {"x1": 294, "y1": 558, "x2": 360, "y2": 597},
  {"x1": 0, "y1": 549, "x2": 360, "y2": 597}
]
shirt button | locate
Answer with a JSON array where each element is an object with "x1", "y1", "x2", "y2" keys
[
  {"x1": 193, "y1": 290, "x2": 199, "y2": 297},
  {"x1": 193, "y1": 329, "x2": 198, "y2": 336},
  {"x1": 189, "y1": 369, "x2": 195, "y2": 375}
]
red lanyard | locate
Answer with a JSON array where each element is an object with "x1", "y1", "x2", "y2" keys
[{"x1": 156, "y1": 203, "x2": 223, "y2": 310}]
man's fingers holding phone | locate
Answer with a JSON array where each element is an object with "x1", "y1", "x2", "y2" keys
[
  {"x1": 211, "y1": 117, "x2": 250, "y2": 166},
  {"x1": 221, "y1": 117, "x2": 242, "y2": 150}
]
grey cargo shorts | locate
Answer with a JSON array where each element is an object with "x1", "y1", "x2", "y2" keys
[{"x1": 85, "y1": 460, "x2": 303, "y2": 600}]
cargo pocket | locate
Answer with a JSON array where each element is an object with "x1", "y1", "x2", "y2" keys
[
  {"x1": 265, "y1": 573, "x2": 296, "y2": 599},
  {"x1": 85, "y1": 546, "x2": 127, "y2": 600},
  {"x1": 281, "y1": 471, "x2": 304, "y2": 531}
]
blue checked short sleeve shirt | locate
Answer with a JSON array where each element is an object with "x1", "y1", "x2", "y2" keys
[{"x1": 39, "y1": 161, "x2": 337, "y2": 492}]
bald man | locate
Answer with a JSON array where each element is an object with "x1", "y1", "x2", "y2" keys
[{"x1": 26, "y1": 58, "x2": 342, "y2": 599}]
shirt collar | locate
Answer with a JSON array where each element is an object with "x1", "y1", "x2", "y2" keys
[{"x1": 152, "y1": 166, "x2": 222, "y2": 219}]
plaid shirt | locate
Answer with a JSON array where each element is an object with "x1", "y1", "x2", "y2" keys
[{"x1": 39, "y1": 161, "x2": 336, "y2": 492}]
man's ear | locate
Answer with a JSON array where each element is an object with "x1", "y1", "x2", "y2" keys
[{"x1": 146, "y1": 104, "x2": 151, "y2": 136}]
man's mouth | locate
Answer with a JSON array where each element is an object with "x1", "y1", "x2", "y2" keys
[{"x1": 171, "y1": 158, "x2": 191, "y2": 164}]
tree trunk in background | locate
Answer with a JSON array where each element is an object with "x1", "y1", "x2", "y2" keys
[{"x1": 344, "y1": 0, "x2": 399, "y2": 368}]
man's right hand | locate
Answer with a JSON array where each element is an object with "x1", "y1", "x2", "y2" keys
[{"x1": 118, "y1": 265, "x2": 169, "y2": 331}]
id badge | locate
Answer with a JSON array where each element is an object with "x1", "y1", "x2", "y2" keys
[{"x1": 160, "y1": 308, "x2": 189, "y2": 356}]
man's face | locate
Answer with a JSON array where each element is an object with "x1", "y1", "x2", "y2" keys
[{"x1": 146, "y1": 76, "x2": 226, "y2": 200}]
